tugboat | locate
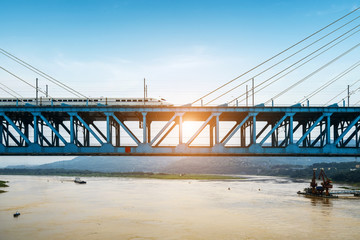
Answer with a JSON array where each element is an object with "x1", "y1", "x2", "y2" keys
[
  {"x1": 297, "y1": 168, "x2": 337, "y2": 198},
  {"x1": 74, "y1": 177, "x2": 86, "y2": 184}
]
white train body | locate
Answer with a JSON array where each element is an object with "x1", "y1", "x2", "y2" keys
[{"x1": 0, "y1": 97, "x2": 173, "y2": 107}]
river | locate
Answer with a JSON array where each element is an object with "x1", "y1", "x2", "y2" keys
[{"x1": 0, "y1": 175, "x2": 359, "y2": 240}]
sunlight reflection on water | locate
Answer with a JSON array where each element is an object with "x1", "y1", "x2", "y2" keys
[{"x1": 0, "y1": 175, "x2": 359, "y2": 240}]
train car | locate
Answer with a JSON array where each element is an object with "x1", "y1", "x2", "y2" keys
[{"x1": 0, "y1": 97, "x2": 173, "y2": 107}]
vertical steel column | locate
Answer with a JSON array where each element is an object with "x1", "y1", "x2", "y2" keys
[
  {"x1": 289, "y1": 115, "x2": 293, "y2": 144},
  {"x1": 241, "y1": 124, "x2": 245, "y2": 147},
  {"x1": 0, "y1": 121, "x2": 2, "y2": 145},
  {"x1": 326, "y1": 115, "x2": 331, "y2": 144},
  {"x1": 55, "y1": 122, "x2": 60, "y2": 146},
  {"x1": 209, "y1": 124, "x2": 214, "y2": 147},
  {"x1": 142, "y1": 112, "x2": 147, "y2": 143},
  {"x1": 24, "y1": 121, "x2": 29, "y2": 146},
  {"x1": 106, "y1": 115, "x2": 111, "y2": 143},
  {"x1": 215, "y1": 115, "x2": 220, "y2": 144},
  {"x1": 252, "y1": 115, "x2": 256, "y2": 144},
  {"x1": 70, "y1": 115, "x2": 74, "y2": 144},
  {"x1": 34, "y1": 115, "x2": 38, "y2": 144},
  {"x1": 40, "y1": 119, "x2": 44, "y2": 146},
  {"x1": 147, "y1": 121, "x2": 151, "y2": 143},
  {"x1": 179, "y1": 114, "x2": 183, "y2": 144},
  {"x1": 5, "y1": 122, "x2": 9, "y2": 146},
  {"x1": 116, "y1": 123, "x2": 120, "y2": 146}
]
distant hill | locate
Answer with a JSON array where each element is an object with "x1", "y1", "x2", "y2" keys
[
  {"x1": 5, "y1": 156, "x2": 358, "y2": 174},
  {"x1": 18, "y1": 156, "x2": 179, "y2": 173}
]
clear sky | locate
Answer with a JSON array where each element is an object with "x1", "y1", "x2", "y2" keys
[{"x1": 1, "y1": 0, "x2": 359, "y2": 106}]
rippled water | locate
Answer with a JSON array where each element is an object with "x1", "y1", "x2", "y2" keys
[{"x1": 0, "y1": 175, "x2": 359, "y2": 240}]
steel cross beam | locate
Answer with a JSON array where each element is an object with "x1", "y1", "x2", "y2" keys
[
  {"x1": 70, "y1": 113, "x2": 103, "y2": 145},
  {"x1": 221, "y1": 114, "x2": 252, "y2": 145},
  {"x1": 34, "y1": 113, "x2": 67, "y2": 145},
  {"x1": 296, "y1": 113, "x2": 332, "y2": 146},
  {"x1": 150, "y1": 113, "x2": 183, "y2": 146},
  {"x1": 334, "y1": 115, "x2": 360, "y2": 145},
  {"x1": 0, "y1": 112, "x2": 31, "y2": 145},
  {"x1": 186, "y1": 113, "x2": 220, "y2": 146},
  {"x1": 259, "y1": 113, "x2": 294, "y2": 146},
  {"x1": 108, "y1": 112, "x2": 141, "y2": 145}
]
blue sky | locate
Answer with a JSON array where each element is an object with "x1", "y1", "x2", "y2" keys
[{"x1": 0, "y1": 0, "x2": 359, "y2": 105}]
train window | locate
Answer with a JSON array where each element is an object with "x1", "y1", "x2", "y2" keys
[
  {"x1": 145, "y1": 99, "x2": 149, "y2": 102},
  {"x1": 121, "y1": 100, "x2": 126, "y2": 102},
  {"x1": 127, "y1": 100, "x2": 131, "y2": 102},
  {"x1": 94, "y1": 99, "x2": 98, "y2": 102},
  {"x1": 116, "y1": 100, "x2": 120, "y2": 102}
]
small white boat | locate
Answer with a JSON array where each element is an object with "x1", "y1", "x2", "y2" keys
[{"x1": 74, "y1": 177, "x2": 86, "y2": 184}]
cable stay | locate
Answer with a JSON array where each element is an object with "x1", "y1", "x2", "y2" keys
[
  {"x1": 264, "y1": 42, "x2": 360, "y2": 105},
  {"x1": 0, "y1": 86, "x2": 23, "y2": 100},
  {"x1": 206, "y1": 16, "x2": 360, "y2": 105},
  {"x1": 229, "y1": 25, "x2": 360, "y2": 105},
  {"x1": 337, "y1": 82, "x2": 360, "y2": 105},
  {"x1": 0, "y1": 81, "x2": 23, "y2": 98},
  {"x1": 298, "y1": 59, "x2": 360, "y2": 103},
  {"x1": 338, "y1": 87, "x2": 360, "y2": 105},
  {"x1": 324, "y1": 77, "x2": 360, "y2": 105},
  {"x1": 191, "y1": 6, "x2": 360, "y2": 105},
  {"x1": 0, "y1": 48, "x2": 87, "y2": 98},
  {"x1": 0, "y1": 65, "x2": 51, "y2": 97}
]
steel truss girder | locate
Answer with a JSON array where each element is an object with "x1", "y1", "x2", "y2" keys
[{"x1": 1, "y1": 106, "x2": 360, "y2": 156}]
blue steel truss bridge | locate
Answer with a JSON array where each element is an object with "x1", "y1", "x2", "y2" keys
[
  {"x1": 1, "y1": 104, "x2": 360, "y2": 156},
  {"x1": 1, "y1": 7, "x2": 360, "y2": 156}
]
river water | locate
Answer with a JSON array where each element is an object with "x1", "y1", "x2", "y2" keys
[{"x1": 0, "y1": 175, "x2": 359, "y2": 240}]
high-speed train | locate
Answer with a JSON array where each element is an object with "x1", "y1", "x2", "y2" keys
[{"x1": 0, "y1": 97, "x2": 173, "y2": 106}]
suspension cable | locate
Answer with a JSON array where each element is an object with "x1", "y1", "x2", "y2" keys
[
  {"x1": 191, "y1": 7, "x2": 360, "y2": 105},
  {"x1": 326, "y1": 77, "x2": 360, "y2": 105},
  {"x1": 298, "y1": 60, "x2": 360, "y2": 103},
  {"x1": 229, "y1": 25, "x2": 360, "y2": 105},
  {"x1": 0, "y1": 86, "x2": 22, "y2": 99},
  {"x1": 0, "y1": 65, "x2": 51, "y2": 97},
  {"x1": 0, "y1": 81, "x2": 23, "y2": 98},
  {"x1": 0, "y1": 48, "x2": 87, "y2": 98},
  {"x1": 206, "y1": 15, "x2": 360, "y2": 105},
  {"x1": 264, "y1": 42, "x2": 360, "y2": 104}
]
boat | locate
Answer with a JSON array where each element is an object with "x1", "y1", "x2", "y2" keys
[
  {"x1": 297, "y1": 168, "x2": 337, "y2": 198},
  {"x1": 74, "y1": 177, "x2": 86, "y2": 184},
  {"x1": 297, "y1": 188, "x2": 338, "y2": 198},
  {"x1": 13, "y1": 211, "x2": 20, "y2": 217}
]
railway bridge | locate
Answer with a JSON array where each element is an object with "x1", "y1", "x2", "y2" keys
[
  {"x1": 1, "y1": 7, "x2": 360, "y2": 156},
  {"x1": 1, "y1": 105, "x2": 360, "y2": 156}
]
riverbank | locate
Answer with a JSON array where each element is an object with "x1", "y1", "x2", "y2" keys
[
  {"x1": 0, "y1": 180, "x2": 9, "y2": 193},
  {"x1": 0, "y1": 169, "x2": 243, "y2": 180}
]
